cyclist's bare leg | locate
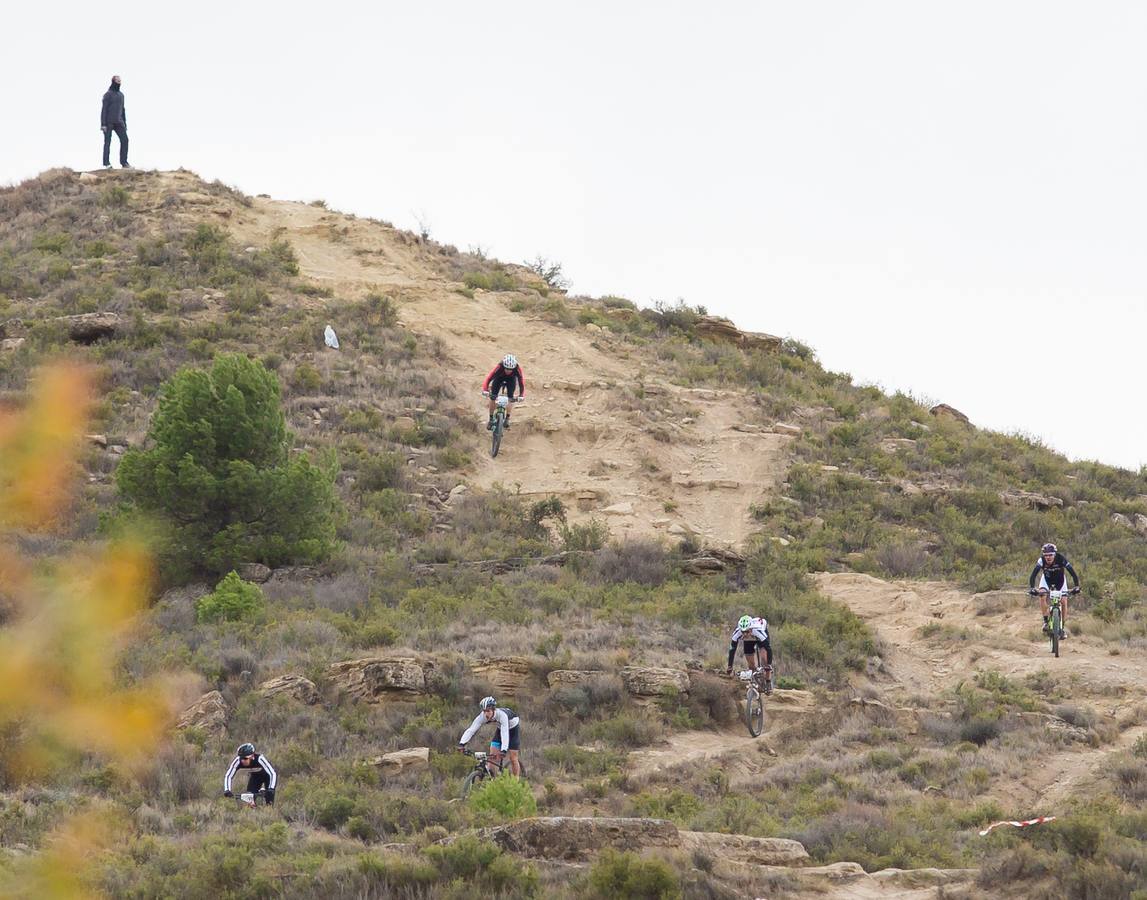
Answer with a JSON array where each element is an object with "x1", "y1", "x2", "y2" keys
[
  {"x1": 508, "y1": 749, "x2": 521, "y2": 777},
  {"x1": 1038, "y1": 589, "x2": 1049, "y2": 618}
]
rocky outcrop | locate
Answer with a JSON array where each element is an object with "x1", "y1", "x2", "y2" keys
[
  {"x1": 482, "y1": 817, "x2": 679, "y2": 861},
  {"x1": 57, "y1": 312, "x2": 120, "y2": 344},
  {"x1": 620, "y1": 666, "x2": 689, "y2": 698},
  {"x1": 237, "y1": 563, "x2": 272, "y2": 584},
  {"x1": 871, "y1": 868, "x2": 980, "y2": 889},
  {"x1": 259, "y1": 674, "x2": 320, "y2": 705},
  {"x1": 679, "y1": 831, "x2": 809, "y2": 866},
  {"x1": 329, "y1": 657, "x2": 425, "y2": 701},
  {"x1": 1000, "y1": 490, "x2": 1064, "y2": 510},
  {"x1": 367, "y1": 747, "x2": 430, "y2": 775},
  {"x1": 693, "y1": 316, "x2": 783, "y2": 352},
  {"x1": 929, "y1": 403, "x2": 970, "y2": 425},
  {"x1": 681, "y1": 556, "x2": 727, "y2": 576},
  {"x1": 1018, "y1": 712, "x2": 1091, "y2": 743},
  {"x1": 771, "y1": 422, "x2": 801, "y2": 436},
  {"x1": 176, "y1": 690, "x2": 229, "y2": 735},
  {"x1": 471, "y1": 656, "x2": 531, "y2": 696},
  {"x1": 879, "y1": 438, "x2": 917, "y2": 454},
  {"x1": 479, "y1": 817, "x2": 813, "y2": 870},
  {"x1": 546, "y1": 670, "x2": 605, "y2": 688},
  {"x1": 849, "y1": 696, "x2": 920, "y2": 734}
]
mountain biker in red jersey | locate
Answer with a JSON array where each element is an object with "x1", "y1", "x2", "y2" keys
[
  {"x1": 483, "y1": 354, "x2": 525, "y2": 430},
  {"x1": 1029, "y1": 542, "x2": 1080, "y2": 638}
]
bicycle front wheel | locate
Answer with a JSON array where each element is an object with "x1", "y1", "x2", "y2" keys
[
  {"x1": 746, "y1": 688, "x2": 765, "y2": 737},
  {"x1": 490, "y1": 417, "x2": 503, "y2": 458},
  {"x1": 1051, "y1": 608, "x2": 1061, "y2": 658},
  {"x1": 461, "y1": 769, "x2": 485, "y2": 799}
]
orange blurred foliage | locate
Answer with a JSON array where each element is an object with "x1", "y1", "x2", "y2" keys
[{"x1": 0, "y1": 365, "x2": 173, "y2": 897}]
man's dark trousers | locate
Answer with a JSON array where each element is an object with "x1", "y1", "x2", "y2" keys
[{"x1": 102, "y1": 124, "x2": 128, "y2": 167}]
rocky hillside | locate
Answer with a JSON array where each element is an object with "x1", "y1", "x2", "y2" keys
[{"x1": 2, "y1": 167, "x2": 1147, "y2": 898}]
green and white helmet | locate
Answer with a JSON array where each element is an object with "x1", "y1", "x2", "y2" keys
[{"x1": 738, "y1": 615, "x2": 752, "y2": 631}]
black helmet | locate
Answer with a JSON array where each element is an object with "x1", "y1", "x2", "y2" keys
[{"x1": 237, "y1": 742, "x2": 256, "y2": 757}]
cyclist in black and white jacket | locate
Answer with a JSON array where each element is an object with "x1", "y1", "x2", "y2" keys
[
  {"x1": 223, "y1": 742, "x2": 278, "y2": 805},
  {"x1": 1029, "y1": 542, "x2": 1081, "y2": 638},
  {"x1": 458, "y1": 696, "x2": 521, "y2": 776}
]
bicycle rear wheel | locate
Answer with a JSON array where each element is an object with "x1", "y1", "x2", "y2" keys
[
  {"x1": 461, "y1": 769, "x2": 485, "y2": 799},
  {"x1": 746, "y1": 688, "x2": 765, "y2": 737},
  {"x1": 1051, "y1": 608, "x2": 1061, "y2": 658}
]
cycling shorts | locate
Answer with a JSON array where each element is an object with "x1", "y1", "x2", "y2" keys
[
  {"x1": 742, "y1": 640, "x2": 760, "y2": 656},
  {"x1": 490, "y1": 724, "x2": 521, "y2": 751},
  {"x1": 1036, "y1": 574, "x2": 1070, "y2": 593},
  {"x1": 488, "y1": 375, "x2": 519, "y2": 400}
]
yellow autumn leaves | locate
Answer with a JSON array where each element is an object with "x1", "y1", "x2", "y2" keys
[{"x1": 0, "y1": 365, "x2": 173, "y2": 898}]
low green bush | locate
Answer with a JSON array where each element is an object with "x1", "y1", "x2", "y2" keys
[
  {"x1": 585, "y1": 850, "x2": 681, "y2": 900},
  {"x1": 468, "y1": 776, "x2": 537, "y2": 819},
  {"x1": 196, "y1": 571, "x2": 265, "y2": 623}
]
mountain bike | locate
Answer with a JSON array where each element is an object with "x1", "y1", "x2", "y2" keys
[
  {"x1": 737, "y1": 666, "x2": 772, "y2": 737},
  {"x1": 459, "y1": 747, "x2": 525, "y2": 798},
  {"x1": 1032, "y1": 587, "x2": 1078, "y2": 658},
  {"x1": 483, "y1": 392, "x2": 520, "y2": 458}
]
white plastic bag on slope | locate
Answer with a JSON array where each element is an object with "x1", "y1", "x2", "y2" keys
[{"x1": 324, "y1": 325, "x2": 340, "y2": 349}]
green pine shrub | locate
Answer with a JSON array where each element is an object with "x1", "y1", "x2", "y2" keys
[{"x1": 116, "y1": 353, "x2": 338, "y2": 580}]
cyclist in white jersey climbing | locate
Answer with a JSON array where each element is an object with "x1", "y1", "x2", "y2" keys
[{"x1": 457, "y1": 696, "x2": 522, "y2": 776}]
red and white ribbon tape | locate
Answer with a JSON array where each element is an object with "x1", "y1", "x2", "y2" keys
[{"x1": 979, "y1": 816, "x2": 1057, "y2": 836}]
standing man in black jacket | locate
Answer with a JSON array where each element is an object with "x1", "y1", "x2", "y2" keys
[{"x1": 100, "y1": 75, "x2": 129, "y2": 169}]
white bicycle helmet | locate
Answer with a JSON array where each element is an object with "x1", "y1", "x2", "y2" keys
[
  {"x1": 738, "y1": 615, "x2": 752, "y2": 631},
  {"x1": 479, "y1": 696, "x2": 497, "y2": 710},
  {"x1": 502, "y1": 354, "x2": 518, "y2": 370}
]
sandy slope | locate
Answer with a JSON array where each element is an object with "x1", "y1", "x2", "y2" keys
[
  {"x1": 814, "y1": 572, "x2": 1147, "y2": 809},
  {"x1": 163, "y1": 173, "x2": 793, "y2": 549}
]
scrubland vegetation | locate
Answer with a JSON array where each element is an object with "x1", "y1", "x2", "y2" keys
[{"x1": 1, "y1": 169, "x2": 1146, "y2": 897}]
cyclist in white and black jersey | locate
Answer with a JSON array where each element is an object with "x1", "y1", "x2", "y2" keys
[
  {"x1": 726, "y1": 614, "x2": 774, "y2": 693},
  {"x1": 1029, "y1": 542, "x2": 1081, "y2": 637},
  {"x1": 458, "y1": 696, "x2": 521, "y2": 776},
  {"x1": 223, "y1": 742, "x2": 278, "y2": 805}
]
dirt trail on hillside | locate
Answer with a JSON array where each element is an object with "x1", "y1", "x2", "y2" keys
[
  {"x1": 815, "y1": 572, "x2": 1147, "y2": 809},
  {"x1": 629, "y1": 689, "x2": 815, "y2": 778},
  {"x1": 180, "y1": 175, "x2": 791, "y2": 548}
]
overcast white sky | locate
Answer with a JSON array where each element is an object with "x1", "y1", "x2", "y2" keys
[{"x1": 5, "y1": 2, "x2": 1145, "y2": 471}]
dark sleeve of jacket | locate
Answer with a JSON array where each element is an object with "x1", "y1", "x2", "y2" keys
[
  {"x1": 101, "y1": 92, "x2": 112, "y2": 128},
  {"x1": 1029, "y1": 561, "x2": 1042, "y2": 588},
  {"x1": 515, "y1": 367, "x2": 525, "y2": 395}
]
